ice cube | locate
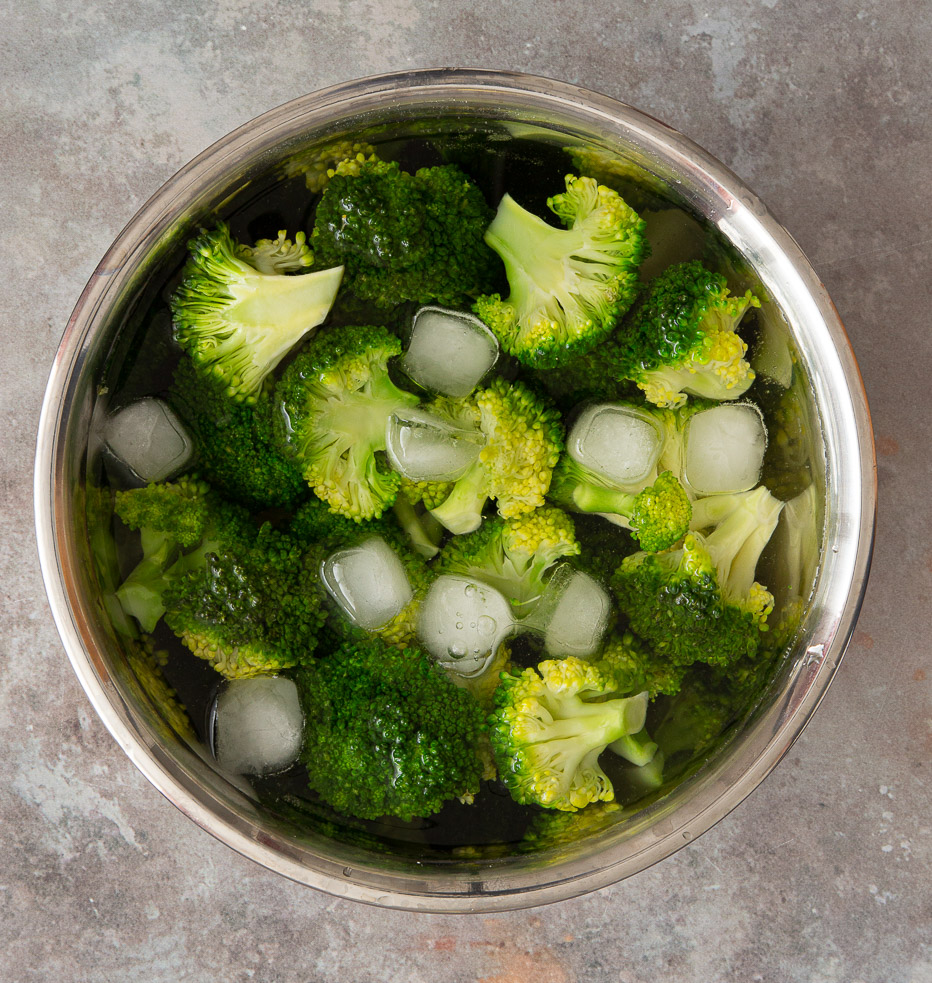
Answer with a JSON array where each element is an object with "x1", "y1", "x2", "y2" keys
[
  {"x1": 321, "y1": 537, "x2": 413, "y2": 630},
  {"x1": 569, "y1": 404, "x2": 665, "y2": 488},
  {"x1": 104, "y1": 398, "x2": 192, "y2": 483},
  {"x1": 402, "y1": 306, "x2": 499, "y2": 398},
  {"x1": 530, "y1": 565, "x2": 611, "y2": 659},
  {"x1": 417, "y1": 575, "x2": 514, "y2": 677},
  {"x1": 385, "y1": 408, "x2": 485, "y2": 482},
  {"x1": 683, "y1": 402, "x2": 767, "y2": 495},
  {"x1": 213, "y1": 676, "x2": 304, "y2": 777}
]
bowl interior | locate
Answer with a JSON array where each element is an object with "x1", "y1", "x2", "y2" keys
[{"x1": 37, "y1": 73, "x2": 872, "y2": 911}]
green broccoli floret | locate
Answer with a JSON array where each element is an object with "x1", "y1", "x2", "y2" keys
[
  {"x1": 283, "y1": 141, "x2": 377, "y2": 192},
  {"x1": 295, "y1": 637, "x2": 487, "y2": 821},
  {"x1": 311, "y1": 157, "x2": 499, "y2": 309},
  {"x1": 428, "y1": 379, "x2": 564, "y2": 534},
  {"x1": 652, "y1": 671, "x2": 738, "y2": 770},
  {"x1": 550, "y1": 460, "x2": 691, "y2": 552},
  {"x1": 611, "y1": 485, "x2": 784, "y2": 668},
  {"x1": 519, "y1": 800, "x2": 622, "y2": 855},
  {"x1": 124, "y1": 634, "x2": 197, "y2": 744},
  {"x1": 596, "y1": 630, "x2": 688, "y2": 699},
  {"x1": 488, "y1": 656, "x2": 648, "y2": 812},
  {"x1": 473, "y1": 174, "x2": 646, "y2": 368},
  {"x1": 169, "y1": 355, "x2": 307, "y2": 510},
  {"x1": 290, "y1": 497, "x2": 430, "y2": 649},
  {"x1": 163, "y1": 523, "x2": 326, "y2": 679},
  {"x1": 613, "y1": 260, "x2": 760, "y2": 408},
  {"x1": 273, "y1": 324, "x2": 420, "y2": 521},
  {"x1": 170, "y1": 222, "x2": 343, "y2": 403},
  {"x1": 437, "y1": 507, "x2": 580, "y2": 617},
  {"x1": 234, "y1": 229, "x2": 313, "y2": 274},
  {"x1": 113, "y1": 477, "x2": 251, "y2": 632}
]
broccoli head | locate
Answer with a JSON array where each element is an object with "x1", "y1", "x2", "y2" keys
[
  {"x1": 428, "y1": 379, "x2": 564, "y2": 534},
  {"x1": 550, "y1": 460, "x2": 691, "y2": 552},
  {"x1": 296, "y1": 637, "x2": 487, "y2": 821},
  {"x1": 489, "y1": 656, "x2": 648, "y2": 812},
  {"x1": 615, "y1": 260, "x2": 760, "y2": 408},
  {"x1": 596, "y1": 630, "x2": 688, "y2": 699},
  {"x1": 611, "y1": 485, "x2": 783, "y2": 668},
  {"x1": 473, "y1": 174, "x2": 647, "y2": 369},
  {"x1": 437, "y1": 506, "x2": 580, "y2": 618},
  {"x1": 311, "y1": 156, "x2": 499, "y2": 309},
  {"x1": 234, "y1": 229, "x2": 313, "y2": 274},
  {"x1": 273, "y1": 324, "x2": 420, "y2": 521},
  {"x1": 169, "y1": 355, "x2": 307, "y2": 510},
  {"x1": 170, "y1": 222, "x2": 343, "y2": 403},
  {"x1": 163, "y1": 524, "x2": 326, "y2": 679}
]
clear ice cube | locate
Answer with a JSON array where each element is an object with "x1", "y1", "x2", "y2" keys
[
  {"x1": 402, "y1": 306, "x2": 499, "y2": 398},
  {"x1": 104, "y1": 398, "x2": 192, "y2": 483},
  {"x1": 385, "y1": 408, "x2": 485, "y2": 482},
  {"x1": 320, "y1": 537, "x2": 413, "y2": 630},
  {"x1": 569, "y1": 404, "x2": 665, "y2": 488},
  {"x1": 530, "y1": 565, "x2": 612, "y2": 659},
  {"x1": 683, "y1": 402, "x2": 767, "y2": 495},
  {"x1": 417, "y1": 575, "x2": 514, "y2": 678},
  {"x1": 213, "y1": 676, "x2": 304, "y2": 777}
]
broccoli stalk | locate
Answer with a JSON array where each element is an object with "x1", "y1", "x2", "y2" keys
[
  {"x1": 550, "y1": 460, "x2": 691, "y2": 552},
  {"x1": 428, "y1": 379, "x2": 563, "y2": 534},
  {"x1": 489, "y1": 657, "x2": 648, "y2": 812},
  {"x1": 170, "y1": 222, "x2": 343, "y2": 403},
  {"x1": 474, "y1": 174, "x2": 646, "y2": 368}
]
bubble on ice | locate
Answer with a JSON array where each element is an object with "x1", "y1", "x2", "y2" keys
[
  {"x1": 418, "y1": 575, "x2": 514, "y2": 677},
  {"x1": 321, "y1": 537, "x2": 412, "y2": 630},
  {"x1": 530, "y1": 565, "x2": 611, "y2": 659},
  {"x1": 401, "y1": 306, "x2": 499, "y2": 398},
  {"x1": 683, "y1": 402, "x2": 767, "y2": 495},
  {"x1": 385, "y1": 408, "x2": 485, "y2": 482},
  {"x1": 569, "y1": 404, "x2": 665, "y2": 488},
  {"x1": 104, "y1": 398, "x2": 192, "y2": 483},
  {"x1": 213, "y1": 676, "x2": 304, "y2": 776}
]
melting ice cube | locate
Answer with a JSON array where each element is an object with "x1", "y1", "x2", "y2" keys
[
  {"x1": 418, "y1": 575, "x2": 514, "y2": 678},
  {"x1": 402, "y1": 306, "x2": 499, "y2": 398},
  {"x1": 530, "y1": 565, "x2": 612, "y2": 660},
  {"x1": 385, "y1": 408, "x2": 485, "y2": 482},
  {"x1": 104, "y1": 398, "x2": 192, "y2": 483},
  {"x1": 568, "y1": 404, "x2": 665, "y2": 488},
  {"x1": 321, "y1": 537, "x2": 413, "y2": 630},
  {"x1": 683, "y1": 402, "x2": 767, "y2": 495},
  {"x1": 213, "y1": 676, "x2": 304, "y2": 777}
]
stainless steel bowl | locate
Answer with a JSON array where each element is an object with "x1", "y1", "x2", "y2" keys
[{"x1": 34, "y1": 69, "x2": 876, "y2": 912}]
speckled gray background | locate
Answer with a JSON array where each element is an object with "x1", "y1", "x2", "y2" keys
[{"x1": 2, "y1": 1, "x2": 930, "y2": 980}]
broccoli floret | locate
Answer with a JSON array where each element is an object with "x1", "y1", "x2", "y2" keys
[
  {"x1": 428, "y1": 379, "x2": 564, "y2": 534},
  {"x1": 550, "y1": 460, "x2": 691, "y2": 552},
  {"x1": 652, "y1": 671, "x2": 738, "y2": 769},
  {"x1": 614, "y1": 260, "x2": 760, "y2": 408},
  {"x1": 519, "y1": 800, "x2": 622, "y2": 854},
  {"x1": 163, "y1": 523, "x2": 326, "y2": 679},
  {"x1": 611, "y1": 485, "x2": 784, "y2": 668},
  {"x1": 169, "y1": 356, "x2": 307, "y2": 510},
  {"x1": 311, "y1": 157, "x2": 499, "y2": 309},
  {"x1": 170, "y1": 222, "x2": 343, "y2": 403},
  {"x1": 295, "y1": 637, "x2": 487, "y2": 821},
  {"x1": 113, "y1": 477, "x2": 251, "y2": 633},
  {"x1": 596, "y1": 630, "x2": 688, "y2": 699},
  {"x1": 124, "y1": 634, "x2": 197, "y2": 744},
  {"x1": 273, "y1": 324, "x2": 420, "y2": 521},
  {"x1": 234, "y1": 229, "x2": 313, "y2": 274},
  {"x1": 437, "y1": 507, "x2": 580, "y2": 617},
  {"x1": 488, "y1": 656, "x2": 648, "y2": 812},
  {"x1": 473, "y1": 174, "x2": 646, "y2": 369},
  {"x1": 283, "y1": 140, "x2": 377, "y2": 192}
]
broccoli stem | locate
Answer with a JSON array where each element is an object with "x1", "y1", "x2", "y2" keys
[
  {"x1": 429, "y1": 461, "x2": 489, "y2": 534},
  {"x1": 570, "y1": 482, "x2": 635, "y2": 518},
  {"x1": 392, "y1": 498, "x2": 442, "y2": 558},
  {"x1": 608, "y1": 726, "x2": 659, "y2": 766},
  {"x1": 115, "y1": 528, "x2": 177, "y2": 633}
]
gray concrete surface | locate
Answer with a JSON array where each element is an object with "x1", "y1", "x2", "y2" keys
[{"x1": 2, "y1": 1, "x2": 930, "y2": 980}]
